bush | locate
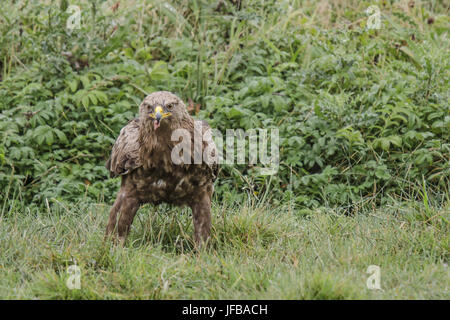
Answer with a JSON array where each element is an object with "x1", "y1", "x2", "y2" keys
[{"x1": 0, "y1": 0, "x2": 448, "y2": 208}]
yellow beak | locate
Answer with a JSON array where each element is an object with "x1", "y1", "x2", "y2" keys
[{"x1": 150, "y1": 106, "x2": 172, "y2": 121}]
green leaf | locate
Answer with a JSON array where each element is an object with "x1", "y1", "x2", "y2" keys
[
  {"x1": 227, "y1": 107, "x2": 245, "y2": 118},
  {"x1": 54, "y1": 129, "x2": 68, "y2": 144},
  {"x1": 82, "y1": 96, "x2": 90, "y2": 109},
  {"x1": 68, "y1": 79, "x2": 78, "y2": 93},
  {"x1": 375, "y1": 167, "x2": 391, "y2": 180}
]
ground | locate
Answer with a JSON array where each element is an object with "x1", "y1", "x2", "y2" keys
[{"x1": 0, "y1": 199, "x2": 448, "y2": 299}]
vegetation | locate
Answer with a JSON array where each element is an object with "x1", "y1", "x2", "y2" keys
[
  {"x1": 0, "y1": 200, "x2": 448, "y2": 299},
  {"x1": 0, "y1": 0, "x2": 448, "y2": 299}
]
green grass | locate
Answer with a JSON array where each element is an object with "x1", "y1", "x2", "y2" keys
[{"x1": 0, "y1": 199, "x2": 448, "y2": 299}]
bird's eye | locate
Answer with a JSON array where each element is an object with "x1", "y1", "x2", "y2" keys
[{"x1": 166, "y1": 103, "x2": 174, "y2": 110}]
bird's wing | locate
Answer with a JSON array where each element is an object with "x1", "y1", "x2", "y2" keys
[
  {"x1": 200, "y1": 120, "x2": 219, "y2": 181},
  {"x1": 106, "y1": 118, "x2": 142, "y2": 178}
]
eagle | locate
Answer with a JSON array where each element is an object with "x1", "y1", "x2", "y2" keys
[{"x1": 105, "y1": 91, "x2": 218, "y2": 246}]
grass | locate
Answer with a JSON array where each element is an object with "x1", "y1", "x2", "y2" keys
[{"x1": 0, "y1": 198, "x2": 448, "y2": 299}]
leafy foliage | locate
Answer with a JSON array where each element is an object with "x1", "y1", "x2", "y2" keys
[{"x1": 0, "y1": 0, "x2": 449, "y2": 208}]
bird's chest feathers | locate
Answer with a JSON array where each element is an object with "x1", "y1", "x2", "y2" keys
[
  {"x1": 134, "y1": 129, "x2": 207, "y2": 204},
  {"x1": 139, "y1": 129, "x2": 176, "y2": 170},
  {"x1": 142, "y1": 144, "x2": 174, "y2": 172},
  {"x1": 132, "y1": 166, "x2": 202, "y2": 204}
]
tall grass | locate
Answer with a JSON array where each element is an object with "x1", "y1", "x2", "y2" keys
[{"x1": 0, "y1": 197, "x2": 448, "y2": 299}]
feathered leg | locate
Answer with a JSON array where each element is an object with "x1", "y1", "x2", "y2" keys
[
  {"x1": 106, "y1": 190, "x2": 140, "y2": 244},
  {"x1": 191, "y1": 194, "x2": 212, "y2": 247}
]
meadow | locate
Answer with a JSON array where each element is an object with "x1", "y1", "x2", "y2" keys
[
  {"x1": 0, "y1": 0, "x2": 449, "y2": 299},
  {"x1": 1, "y1": 199, "x2": 448, "y2": 299}
]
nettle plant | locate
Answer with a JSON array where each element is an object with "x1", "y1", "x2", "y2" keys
[{"x1": 0, "y1": 0, "x2": 449, "y2": 209}]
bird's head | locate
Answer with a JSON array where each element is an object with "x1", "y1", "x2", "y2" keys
[{"x1": 139, "y1": 91, "x2": 188, "y2": 131}]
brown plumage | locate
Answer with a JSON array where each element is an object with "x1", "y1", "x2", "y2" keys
[{"x1": 105, "y1": 91, "x2": 218, "y2": 246}]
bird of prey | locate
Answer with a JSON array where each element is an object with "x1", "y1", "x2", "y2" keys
[{"x1": 105, "y1": 91, "x2": 218, "y2": 246}]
